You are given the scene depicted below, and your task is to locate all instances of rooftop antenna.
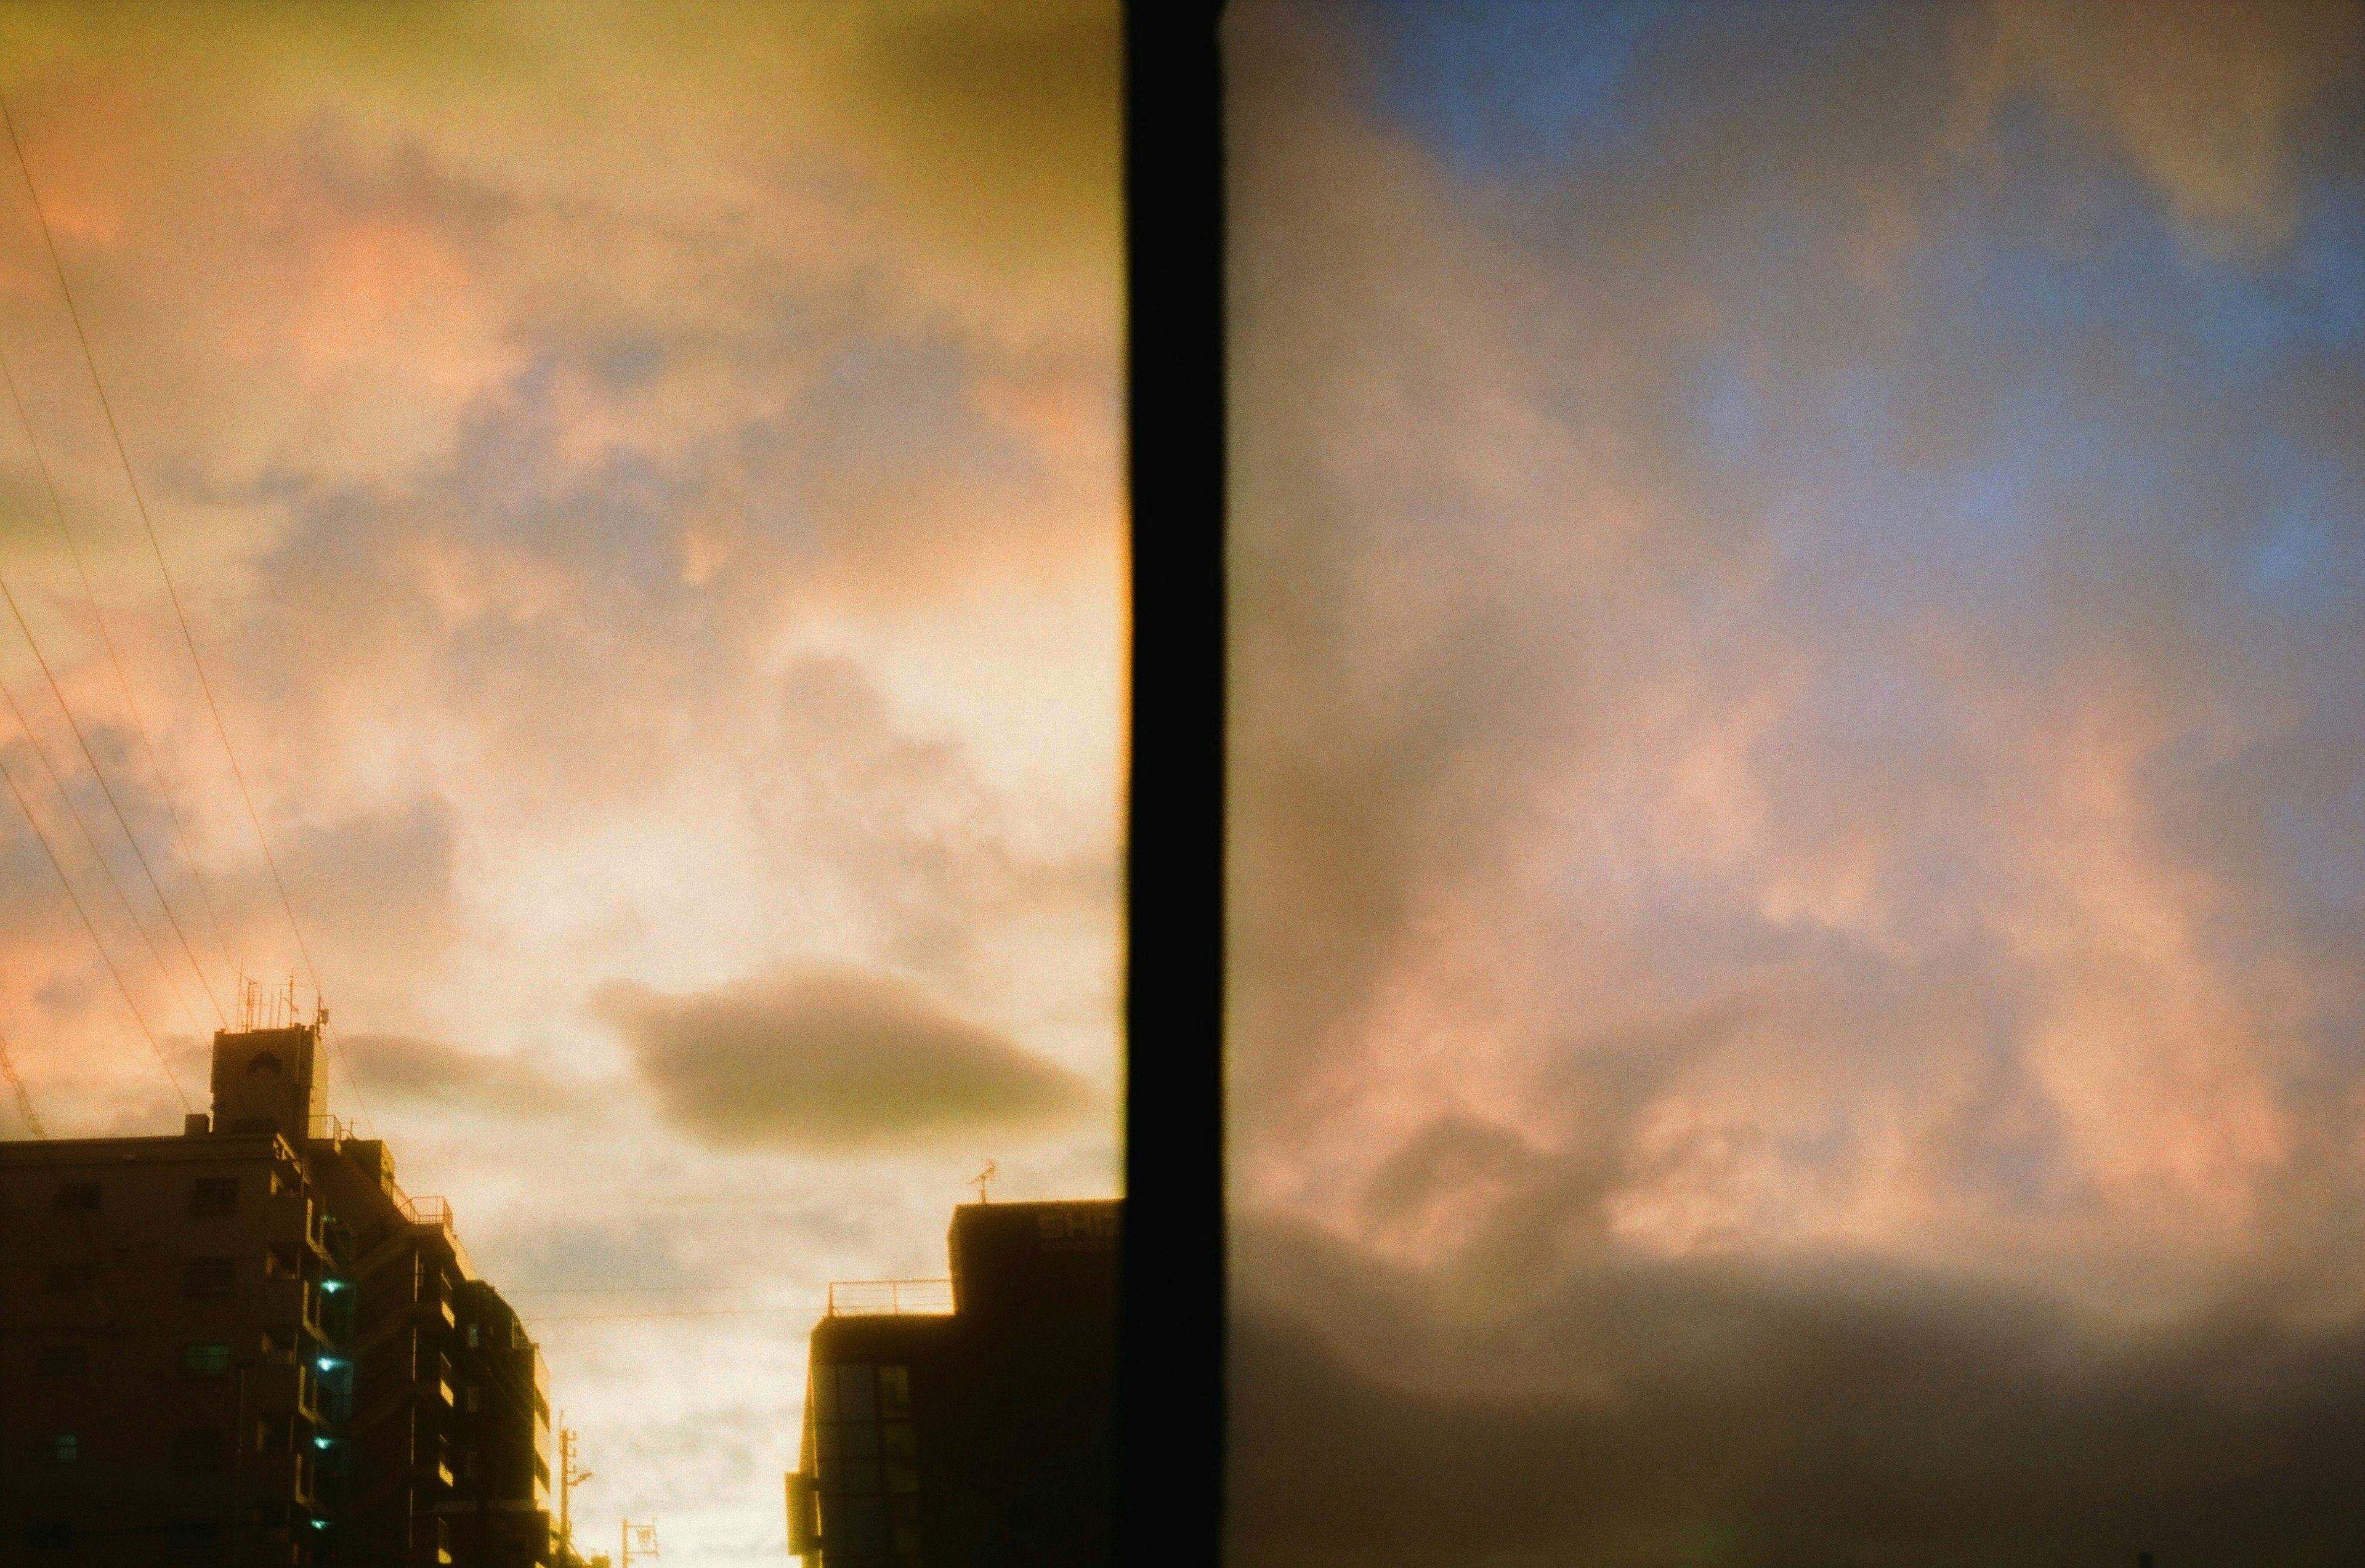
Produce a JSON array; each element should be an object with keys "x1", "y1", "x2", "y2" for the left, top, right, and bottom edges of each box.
[{"x1": 972, "y1": 1159, "x2": 997, "y2": 1205}]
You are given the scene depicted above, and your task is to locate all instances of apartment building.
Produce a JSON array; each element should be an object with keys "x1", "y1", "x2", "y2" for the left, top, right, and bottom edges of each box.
[{"x1": 0, "y1": 1022, "x2": 554, "y2": 1567}]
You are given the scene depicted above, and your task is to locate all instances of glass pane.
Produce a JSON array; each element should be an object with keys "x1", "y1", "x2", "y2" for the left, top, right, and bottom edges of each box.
[
  {"x1": 882, "y1": 1422, "x2": 916, "y2": 1458},
  {"x1": 878, "y1": 1364, "x2": 910, "y2": 1418},
  {"x1": 836, "y1": 1364, "x2": 876, "y2": 1423},
  {"x1": 838, "y1": 1496, "x2": 886, "y2": 1555}
]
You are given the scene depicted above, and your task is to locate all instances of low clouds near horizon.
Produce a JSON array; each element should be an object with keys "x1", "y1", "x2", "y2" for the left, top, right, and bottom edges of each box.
[{"x1": 1229, "y1": 0, "x2": 2365, "y2": 1559}]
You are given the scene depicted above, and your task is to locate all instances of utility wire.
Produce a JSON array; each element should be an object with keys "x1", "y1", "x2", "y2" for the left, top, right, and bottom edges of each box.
[
  {"x1": 0, "y1": 342, "x2": 241, "y2": 1004},
  {"x1": 0, "y1": 1030, "x2": 46, "y2": 1136},
  {"x1": 0, "y1": 671, "x2": 211, "y2": 1045},
  {"x1": 0, "y1": 551, "x2": 226, "y2": 1027},
  {"x1": 0, "y1": 740, "x2": 188, "y2": 1109},
  {"x1": 1, "y1": 90, "x2": 370, "y2": 1125},
  {"x1": 0, "y1": 91, "x2": 313, "y2": 1001}
]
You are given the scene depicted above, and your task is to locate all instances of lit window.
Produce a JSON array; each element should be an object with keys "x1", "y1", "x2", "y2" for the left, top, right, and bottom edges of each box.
[
  {"x1": 466, "y1": 1324, "x2": 481, "y2": 1348},
  {"x1": 46, "y1": 1433, "x2": 79, "y2": 1464},
  {"x1": 184, "y1": 1343, "x2": 233, "y2": 1378}
]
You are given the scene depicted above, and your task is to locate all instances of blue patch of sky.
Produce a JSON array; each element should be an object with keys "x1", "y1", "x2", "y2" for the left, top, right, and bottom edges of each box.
[{"x1": 1365, "y1": 0, "x2": 1665, "y2": 180}]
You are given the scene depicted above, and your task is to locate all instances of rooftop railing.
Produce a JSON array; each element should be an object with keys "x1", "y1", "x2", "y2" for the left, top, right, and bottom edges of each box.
[{"x1": 825, "y1": 1278, "x2": 955, "y2": 1317}]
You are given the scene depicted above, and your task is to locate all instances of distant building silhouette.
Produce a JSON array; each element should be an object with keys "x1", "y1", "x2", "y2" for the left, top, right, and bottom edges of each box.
[
  {"x1": 788, "y1": 1198, "x2": 1119, "y2": 1568},
  {"x1": 0, "y1": 1022, "x2": 554, "y2": 1566}
]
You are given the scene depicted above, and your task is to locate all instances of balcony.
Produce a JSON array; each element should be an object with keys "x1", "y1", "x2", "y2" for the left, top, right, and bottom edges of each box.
[{"x1": 824, "y1": 1279, "x2": 955, "y2": 1317}]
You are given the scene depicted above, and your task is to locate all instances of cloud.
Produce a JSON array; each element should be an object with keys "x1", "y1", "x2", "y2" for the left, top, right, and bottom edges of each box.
[
  {"x1": 1224, "y1": 3, "x2": 2365, "y2": 1553},
  {"x1": 338, "y1": 1030, "x2": 587, "y2": 1119},
  {"x1": 1950, "y1": 0, "x2": 2365, "y2": 256},
  {"x1": 596, "y1": 963, "x2": 1092, "y2": 1152},
  {"x1": 1229, "y1": 1216, "x2": 2365, "y2": 1568}
]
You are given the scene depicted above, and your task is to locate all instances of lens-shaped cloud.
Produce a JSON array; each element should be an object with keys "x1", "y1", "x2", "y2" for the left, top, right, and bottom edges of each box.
[{"x1": 597, "y1": 963, "x2": 1093, "y2": 1152}]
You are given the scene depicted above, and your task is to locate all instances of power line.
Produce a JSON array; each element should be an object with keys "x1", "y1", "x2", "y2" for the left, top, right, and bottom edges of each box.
[
  {"x1": 0, "y1": 530, "x2": 227, "y2": 1027},
  {"x1": 0, "y1": 1030, "x2": 46, "y2": 1136},
  {"x1": 0, "y1": 91, "x2": 313, "y2": 996},
  {"x1": 1, "y1": 89, "x2": 373, "y2": 1128},
  {"x1": 0, "y1": 669, "x2": 211, "y2": 1046},
  {"x1": 0, "y1": 738, "x2": 188, "y2": 1109},
  {"x1": 0, "y1": 341, "x2": 242, "y2": 1004}
]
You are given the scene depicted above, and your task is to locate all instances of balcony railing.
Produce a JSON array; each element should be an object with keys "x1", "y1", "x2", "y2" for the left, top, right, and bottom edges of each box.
[
  {"x1": 402, "y1": 1194, "x2": 453, "y2": 1229},
  {"x1": 825, "y1": 1279, "x2": 955, "y2": 1317}
]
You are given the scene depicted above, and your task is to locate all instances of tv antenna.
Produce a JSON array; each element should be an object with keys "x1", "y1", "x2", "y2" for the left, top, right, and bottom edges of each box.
[{"x1": 972, "y1": 1159, "x2": 997, "y2": 1204}]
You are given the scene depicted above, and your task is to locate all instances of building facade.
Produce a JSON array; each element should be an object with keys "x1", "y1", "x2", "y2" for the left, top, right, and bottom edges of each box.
[
  {"x1": 788, "y1": 1199, "x2": 1119, "y2": 1568},
  {"x1": 0, "y1": 1023, "x2": 554, "y2": 1566}
]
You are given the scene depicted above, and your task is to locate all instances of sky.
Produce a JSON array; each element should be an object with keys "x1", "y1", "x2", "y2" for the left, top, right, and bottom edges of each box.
[
  {"x1": 1227, "y1": 1, "x2": 2365, "y2": 1564},
  {"x1": 0, "y1": 2, "x2": 1122, "y2": 1561}
]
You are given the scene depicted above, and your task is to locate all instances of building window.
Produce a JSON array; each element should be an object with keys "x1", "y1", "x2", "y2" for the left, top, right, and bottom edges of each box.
[
  {"x1": 171, "y1": 1428, "x2": 227, "y2": 1474},
  {"x1": 265, "y1": 1243, "x2": 301, "y2": 1277},
  {"x1": 36, "y1": 1345, "x2": 89, "y2": 1377},
  {"x1": 184, "y1": 1258, "x2": 235, "y2": 1296},
  {"x1": 889, "y1": 1493, "x2": 923, "y2": 1554},
  {"x1": 41, "y1": 1433, "x2": 79, "y2": 1464},
  {"x1": 466, "y1": 1322, "x2": 480, "y2": 1347},
  {"x1": 42, "y1": 1261, "x2": 92, "y2": 1293},
  {"x1": 812, "y1": 1364, "x2": 919, "y2": 1559},
  {"x1": 52, "y1": 1181, "x2": 100, "y2": 1211},
  {"x1": 190, "y1": 1178, "x2": 240, "y2": 1214},
  {"x1": 183, "y1": 1343, "x2": 233, "y2": 1377},
  {"x1": 464, "y1": 1384, "x2": 481, "y2": 1412},
  {"x1": 464, "y1": 1448, "x2": 480, "y2": 1478}
]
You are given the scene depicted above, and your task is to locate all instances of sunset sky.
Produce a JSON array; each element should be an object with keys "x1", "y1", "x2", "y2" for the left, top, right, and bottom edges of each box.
[
  {"x1": 1228, "y1": 1, "x2": 2365, "y2": 1561},
  {"x1": 0, "y1": 2, "x2": 1120, "y2": 1559}
]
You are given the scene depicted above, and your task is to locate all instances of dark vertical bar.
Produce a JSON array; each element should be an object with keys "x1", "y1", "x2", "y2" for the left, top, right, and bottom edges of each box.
[{"x1": 1118, "y1": 2, "x2": 1227, "y2": 1565}]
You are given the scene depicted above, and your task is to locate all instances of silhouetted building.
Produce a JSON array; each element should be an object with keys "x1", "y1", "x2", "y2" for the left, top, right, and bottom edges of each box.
[
  {"x1": 787, "y1": 1199, "x2": 1119, "y2": 1568},
  {"x1": 0, "y1": 1022, "x2": 554, "y2": 1566}
]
